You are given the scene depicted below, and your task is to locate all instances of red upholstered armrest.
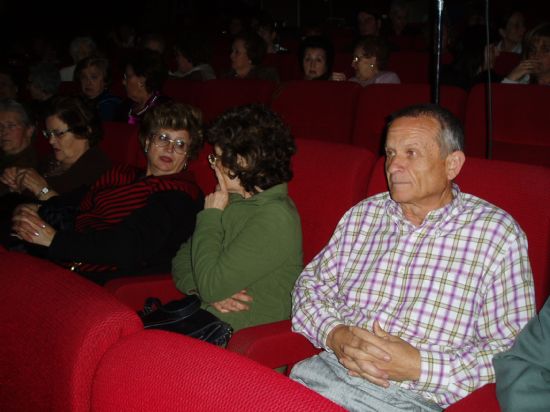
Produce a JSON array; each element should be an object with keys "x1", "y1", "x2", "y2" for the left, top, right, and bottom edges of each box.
[
  {"x1": 445, "y1": 384, "x2": 500, "y2": 411},
  {"x1": 104, "y1": 274, "x2": 185, "y2": 311},
  {"x1": 227, "y1": 320, "x2": 321, "y2": 372}
]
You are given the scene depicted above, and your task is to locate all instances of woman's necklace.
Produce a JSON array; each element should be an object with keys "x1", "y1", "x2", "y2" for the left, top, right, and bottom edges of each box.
[{"x1": 129, "y1": 92, "x2": 159, "y2": 124}]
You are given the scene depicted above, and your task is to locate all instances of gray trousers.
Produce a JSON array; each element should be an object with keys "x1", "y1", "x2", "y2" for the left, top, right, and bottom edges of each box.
[{"x1": 290, "y1": 351, "x2": 443, "y2": 412}]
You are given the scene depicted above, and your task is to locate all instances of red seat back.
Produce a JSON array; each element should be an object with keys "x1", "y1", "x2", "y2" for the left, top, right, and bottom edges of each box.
[
  {"x1": 352, "y1": 84, "x2": 467, "y2": 155},
  {"x1": 198, "y1": 78, "x2": 277, "y2": 124},
  {"x1": 0, "y1": 250, "x2": 142, "y2": 412},
  {"x1": 59, "y1": 81, "x2": 80, "y2": 96},
  {"x1": 290, "y1": 139, "x2": 376, "y2": 264},
  {"x1": 100, "y1": 121, "x2": 145, "y2": 168},
  {"x1": 162, "y1": 78, "x2": 205, "y2": 108},
  {"x1": 465, "y1": 83, "x2": 550, "y2": 166},
  {"x1": 494, "y1": 51, "x2": 521, "y2": 77},
  {"x1": 367, "y1": 156, "x2": 550, "y2": 310},
  {"x1": 387, "y1": 51, "x2": 430, "y2": 83},
  {"x1": 271, "y1": 80, "x2": 362, "y2": 144},
  {"x1": 92, "y1": 330, "x2": 345, "y2": 411}
]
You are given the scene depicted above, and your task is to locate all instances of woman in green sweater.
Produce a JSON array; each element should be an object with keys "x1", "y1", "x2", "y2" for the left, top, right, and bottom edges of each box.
[{"x1": 172, "y1": 104, "x2": 303, "y2": 332}]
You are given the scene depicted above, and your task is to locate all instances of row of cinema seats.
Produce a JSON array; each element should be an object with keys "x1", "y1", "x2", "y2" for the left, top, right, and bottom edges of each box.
[
  {"x1": 4, "y1": 136, "x2": 550, "y2": 411},
  {"x1": 54, "y1": 79, "x2": 550, "y2": 167}
]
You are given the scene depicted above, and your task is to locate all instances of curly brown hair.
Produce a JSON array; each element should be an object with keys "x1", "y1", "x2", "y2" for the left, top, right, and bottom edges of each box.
[
  {"x1": 207, "y1": 104, "x2": 296, "y2": 193},
  {"x1": 139, "y1": 101, "x2": 204, "y2": 160}
]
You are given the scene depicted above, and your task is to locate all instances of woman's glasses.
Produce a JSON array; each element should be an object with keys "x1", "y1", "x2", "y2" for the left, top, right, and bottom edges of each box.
[
  {"x1": 151, "y1": 133, "x2": 187, "y2": 155},
  {"x1": 42, "y1": 129, "x2": 72, "y2": 139}
]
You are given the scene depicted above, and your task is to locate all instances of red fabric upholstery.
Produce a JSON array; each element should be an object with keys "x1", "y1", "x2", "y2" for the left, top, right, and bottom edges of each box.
[
  {"x1": 387, "y1": 51, "x2": 430, "y2": 83},
  {"x1": 99, "y1": 121, "x2": 144, "y2": 168},
  {"x1": 0, "y1": 251, "x2": 142, "y2": 412},
  {"x1": 104, "y1": 274, "x2": 185, "y2": 311},
  {"x1": 333, "y1": 52, "x2": 354, "y2": 78},
  {"x1": 366, "y1": 156, "x2": 550, "y2": 310},
  {"x1": 271, "y1": 80, "x2": 362, "y2": 143},
  {"x1": 445, "y1": 384, "x2": 500, "y2": 411},
  {"x1": 162, "y1": 78, "x2": 205, "y2": 108},
  {"x1": 91, "y1": 330, "x2": 345, "y2": 412},
  {"x1": 352, "y1": 84, "x2": 467, "y2": 155},
  {"x1": 494, "y1": 52, "x2": 521, "y2": 77},
  {"x1": 198, "y1": 78, "x2": 277, "y2": 123},
  {"x1": 464, "y1": 83, "x2": 550, "y2": 166},
  {"x1": 227, "y1": 319, "x2": 320, "y2": 372},
  {"x1": 290, "y1": 139, "x2": 376, "y2": 263}
]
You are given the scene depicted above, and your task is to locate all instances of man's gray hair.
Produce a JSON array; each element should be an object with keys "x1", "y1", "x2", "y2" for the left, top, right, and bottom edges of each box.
[
  {"x1": 388, "y1": 103, "x2": 464, "y2": 155},
  {"x1": 0, "y1": 99, "x2": 33, "y2": 126}
]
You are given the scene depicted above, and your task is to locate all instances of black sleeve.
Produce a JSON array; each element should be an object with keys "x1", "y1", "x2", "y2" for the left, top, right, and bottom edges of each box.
[{"x1": 48, "y1": 190, "x2": 201, "y2": 271}]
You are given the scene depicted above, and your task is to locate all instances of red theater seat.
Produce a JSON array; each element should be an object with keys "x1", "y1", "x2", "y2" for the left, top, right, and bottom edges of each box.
[
  {"x1": 271, "y1": 80, "x2": 362, "y2": 143},
  {"x1": 352, "y1": 84, "x2": 467, "y2": 155},
  {"x1": 464, "y1": 83, "x2": 550, "y2": 166},
  {"x1": 100, "y1": 121, "x2": 145, "y2": 168},
  {"x1": 91, "y1": 330, "x2": 345, "y2": 412},
  {"x1": 387, "y1": 51, "x2": 430, "y2": 83}
]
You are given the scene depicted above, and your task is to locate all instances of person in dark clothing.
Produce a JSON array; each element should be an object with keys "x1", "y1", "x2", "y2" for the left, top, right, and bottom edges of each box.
[{"x1": 11, "y1": 102, "x2": 204, "y2": 284}]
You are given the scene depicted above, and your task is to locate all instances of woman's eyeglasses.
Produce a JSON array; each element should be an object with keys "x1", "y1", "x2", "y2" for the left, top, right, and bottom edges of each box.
[
  {"x1": 42, "y1": 129, "x2": 72, "y2": 139},
  {"x1": 151, "y1": 133, "x2": 187, "y2": 154},
  {"x1": 208, "y1": 153, "x2": 220, "y2": 166}
]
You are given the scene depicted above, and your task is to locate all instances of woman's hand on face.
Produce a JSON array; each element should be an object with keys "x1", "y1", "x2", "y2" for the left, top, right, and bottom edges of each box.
[
  {"x1": 211, "y1": 290, "x2": 253, "y2": 313},
  {"x1": 12, "y1": 206, "x2": 55, "y2": 247},
  {"x1": 507, "y1": 59, "x2": 542, "y2": 81},
  {"x1": 204, "y1": 165, "x2": 229, "y2": 210}
]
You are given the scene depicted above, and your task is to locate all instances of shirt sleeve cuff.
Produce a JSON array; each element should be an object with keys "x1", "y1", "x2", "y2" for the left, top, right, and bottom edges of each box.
[{"x1": 413, "y1": 349, "x2": 450, "y2": 393}]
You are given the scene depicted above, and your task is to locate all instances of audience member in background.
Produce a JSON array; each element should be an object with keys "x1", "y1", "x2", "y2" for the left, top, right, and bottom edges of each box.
[
  {"x1": 0, "y1": 67, "x2": 20, "y2": 100},
  {"x1": 172, "y1": 104, "x2": 302, "y2": 332},
  {"x1": 140, "y1": 33, "x2": 167, "y2": 55},
  {"x1": 0, "y1": 100, "x2": 37, "y2": 197},
  {"x1": 493, "y1": 296, "x2": 550, "y2": 411},
  {"x1": 356, "y1": 7, "x2": 383, "y2": 37},
  {"x1": 170, "y1": 33, "x2": 216, "y2": 81},
  {"x1": 59, "y1": 37, "x2": 97, "y2": 82},
  {"x1": 0, "y1": 96, "x2": 110, "y2": 202},
  {"x1": 10, "y1": 102, "x2": 203, "y2": 284},
  {"x1": 223, "y1": 31, "x2": 279, "y2": 81},
  {"x1": 496, "y1": 9, "x2": 526, "y2": 54},
  {"x1": 332, "y1": 36, "x2": 400, "y2": 86},
  {"x1": 75, "y1": 57, "x2": 121, "y2": 121},
  {"x1": 257, "y1": 14, "x2": 287, "y2": 54},
  {"x1": 116, "y1": 49, "x2": 171, "y2": 125},
  {"x1": 382, "y1": 0, "x2": 422, "y2": 51},
  {"x1": 290, "y1": 104, "x2": 535, "y2": 411},
  {"x1": 26, "y1": 63, "x2": 61, "y2": 124},
  {"x1": 503, "y1": 22, "x2": 550, "y2": 85},
  {"x1": 299, "y1": 35, "x2": 335, "y2": 81}
]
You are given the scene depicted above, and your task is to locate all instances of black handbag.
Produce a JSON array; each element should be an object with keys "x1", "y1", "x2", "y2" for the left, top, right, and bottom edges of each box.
[{"x1": 138, "y1": 295, "x2": 233, "y2": 347}]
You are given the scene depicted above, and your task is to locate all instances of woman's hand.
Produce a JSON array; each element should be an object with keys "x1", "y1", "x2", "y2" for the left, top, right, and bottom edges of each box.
[
  {"x1": 13, "y1": 168, "x2": 50, "y2": 199},
  {"x1": 12, "y1": 206, "x2": 56, "y2": 247},
  {"x1": 211, "y1": 290, "x2": 253, "y2": 313},
  {"x1": 0, "y1": 167, "x2": 21, "y2": 192},
  {"x1": 506, "y1": 59, "x2": 542, "y2": 81},
  {"x1": 204, "y1": 165, "x2": 229, "y2": 210},
  {"x1": 331, "y1": 72, "x2": 347, "y2": 81}
]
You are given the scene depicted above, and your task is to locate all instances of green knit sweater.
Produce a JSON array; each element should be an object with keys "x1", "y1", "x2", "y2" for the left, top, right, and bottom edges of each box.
[{"x1": 172, "y1": 183, "x2": 303, "y2": 331}]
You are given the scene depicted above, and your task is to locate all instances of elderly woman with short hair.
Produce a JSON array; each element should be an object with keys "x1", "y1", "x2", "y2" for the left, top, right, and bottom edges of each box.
[
  {"x1": 224, "y1": 31, "x2": 279, "y2": 81},
  {"x1": 332, "y1": 35, "x2": 401, "y2": 86},
  {"x1": 172, "y1": 104, "x2": 302, "y2": 332},
  {"x1": 1, "y1": 96, "x2": 111, "y2": 201},
  {"x1": 75, "y1": 56, "x2": 121, "y2": 121},
  {"x1": 11, "y1": 102, "x2": 204, "y2": 284}
]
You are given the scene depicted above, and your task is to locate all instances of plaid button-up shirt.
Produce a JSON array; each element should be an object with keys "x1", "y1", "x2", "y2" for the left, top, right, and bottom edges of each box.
[{"x1": 292, "y1": 185, "x2": 535, "y2": 407}]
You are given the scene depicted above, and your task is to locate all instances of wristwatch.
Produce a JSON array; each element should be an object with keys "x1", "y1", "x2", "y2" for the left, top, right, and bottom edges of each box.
[{"x1": 37, "y1": 186, "x2": 50, "y2": 198}]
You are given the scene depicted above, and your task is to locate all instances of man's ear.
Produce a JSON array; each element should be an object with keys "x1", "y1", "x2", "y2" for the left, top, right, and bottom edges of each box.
[{"x1": 446, "y1": 150, "x2": 465, "y2": 181}]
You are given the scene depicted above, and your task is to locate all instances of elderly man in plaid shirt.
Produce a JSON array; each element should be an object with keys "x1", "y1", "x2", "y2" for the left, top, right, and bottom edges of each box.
[{"x1": 290, "y1": 104, "x2": 535, "y2": 411}]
